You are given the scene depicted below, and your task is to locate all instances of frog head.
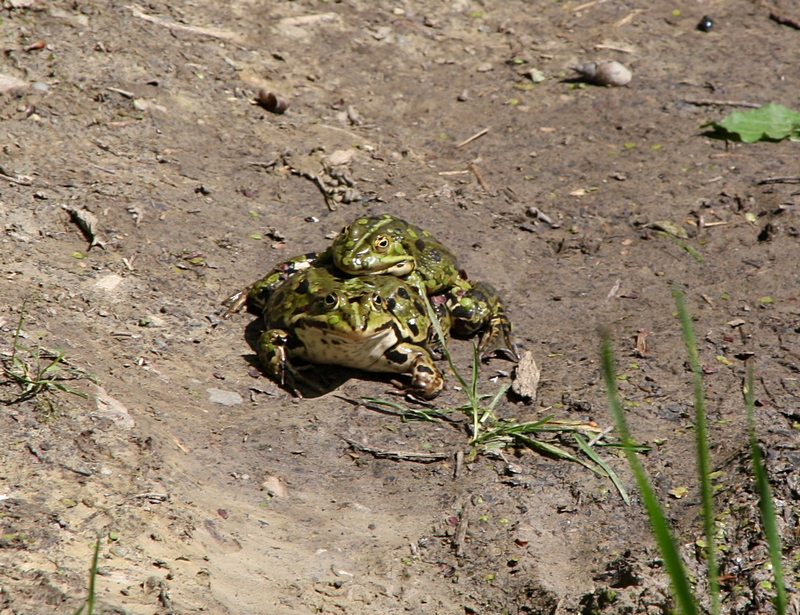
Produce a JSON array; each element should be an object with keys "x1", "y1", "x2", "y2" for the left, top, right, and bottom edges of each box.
[{"x1": 332, "y1": 216, "x2": 416, "y2": 276}]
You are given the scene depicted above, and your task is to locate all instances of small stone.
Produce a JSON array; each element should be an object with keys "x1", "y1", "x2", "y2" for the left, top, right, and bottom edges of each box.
[
  {"x1": 94, "y1": 274, "x2": 124, "y2": 292},
  {"x1": 261, "y1": 475, "x2": 287, "y2": 498},
  {"x1": 139, "y1": 314, "x2": 166, "y2": 328},
  {"x1": 476, "y1": 63, "x2": 493, "y2": 73},
  {"x1": 93, "y1": 386, "x2": 135, "y2": 429},
  {"x1": 207, "y1": 388, "x2": 243, "y2": 406},
  {"x1": 511, "y1": 351, "x2": 540, "y2": 401}
]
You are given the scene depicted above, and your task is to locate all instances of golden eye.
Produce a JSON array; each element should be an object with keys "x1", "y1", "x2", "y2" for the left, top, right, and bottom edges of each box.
[
  {"x1": 374, "y1": 235, "x2": 390, "y2": 253},
  {"x1": 372, "y1": 294, "x2": 383, "y2": 308},
  {"x1": 324, "y1": 293, "x2": 339, "y2": 308}
]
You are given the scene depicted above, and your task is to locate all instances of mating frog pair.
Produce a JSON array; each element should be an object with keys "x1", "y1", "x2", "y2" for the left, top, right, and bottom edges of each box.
[{"x1": 225, "y1": 214, "x2": 518, "y2": 398}]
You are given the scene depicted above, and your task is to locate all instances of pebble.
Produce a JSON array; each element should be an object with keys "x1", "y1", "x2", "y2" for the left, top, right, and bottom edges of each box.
[{"x1": 207, "y1": 388, "x2": 243, "y2": 406}]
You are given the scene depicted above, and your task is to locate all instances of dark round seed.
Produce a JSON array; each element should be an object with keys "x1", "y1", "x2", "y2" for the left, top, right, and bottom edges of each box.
[{"x1": 697, "y1": 15, "x2": 713, "y2": 32}]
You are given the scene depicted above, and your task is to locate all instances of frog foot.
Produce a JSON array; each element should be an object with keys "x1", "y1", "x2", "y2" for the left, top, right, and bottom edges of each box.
[
  {"x1": 478, "y1": 311, "x2": 519, "y2": 362},
  {"x1": 448, "y1": 281, "x2": 519, "y2": 362},
  {"x1": 409, "y1": 354, "x2": 445, "y2": 399}
]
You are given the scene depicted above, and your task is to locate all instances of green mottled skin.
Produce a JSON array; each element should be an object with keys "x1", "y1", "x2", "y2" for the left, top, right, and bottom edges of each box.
[
  {"x1": 332, "y1": 214, "x2": 461, "y2": 294},
  {"x1": 332, "y1": 215, "x2": 518, "y2": 361},
  {"x1": 222, "y1": 214, "x2": 518, "y2": 362},
  {"x1": 257, "y1": 266, "x2": 444, "y2": 398}
]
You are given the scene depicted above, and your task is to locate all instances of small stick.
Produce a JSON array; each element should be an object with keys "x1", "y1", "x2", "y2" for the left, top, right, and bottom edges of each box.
[
  {"x1": 107, "y1": 86, "x2": 134, "y2": 99},
  {"x1": 594, "y1": 44, "x2": 633, "y2": 53},
  {"x1": 758, "y1": 176, "x2": 800, "y2": 185},
  {"x1": 89, "y1": 163, "x2": 116, "y2": 175},
  {"x1": 770, "y1": 12, "x2": 800, "y2": 30},
  {"x1": 452, "y1": 499, "x2": 472, "y2": 556},
  {"x1": 438, "y1": 170, "x2": 470, "y2": 176},
  {"x1": 614, "y1": 10, "x2": 643, "y2": 28},
  {"x1": 703, "y1": 220, "x2": 730, "y2": 228},
  {"x1": 129, "y1": 5, "x2": 242, "y2": 42},
  {"x1": 454, "y1": 450, "x2": 464, "y2": 479},
  {"x1": 0, "y1": 169, "x2": 33, "y2": 185},
  {"x1": 341, "y1": 437, "x2": 448, "y2": 463},
  {"x1": 455, "y1": 126, "x2": 490, "y2": 149},
  {"x1": 587, "y1": 426, "x2": 614, "y2": 447},
  {"x1": 684, "y1": 98, "x2": 761, "y2": 108},
  {"x1": 572, "y1": 0, "x2": 605, "y2": 12},
  {"x1": 469, "y1": 162, "x2": 490, "y2": 191}
]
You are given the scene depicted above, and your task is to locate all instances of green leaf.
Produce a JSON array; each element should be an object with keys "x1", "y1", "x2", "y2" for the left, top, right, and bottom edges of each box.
[{"x1": 701, "y1": 103, "x2": 800, "y2": 143}]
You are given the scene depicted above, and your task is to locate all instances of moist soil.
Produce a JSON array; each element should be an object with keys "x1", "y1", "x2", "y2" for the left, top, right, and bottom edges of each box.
[{"x1": 1, "y1": 1, "x2": 800, "y2": 614}]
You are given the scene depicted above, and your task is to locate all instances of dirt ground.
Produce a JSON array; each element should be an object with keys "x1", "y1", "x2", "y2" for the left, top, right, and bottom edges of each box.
[{"x1": 2, "y1": 0, "x2": 800, "y2": 613}]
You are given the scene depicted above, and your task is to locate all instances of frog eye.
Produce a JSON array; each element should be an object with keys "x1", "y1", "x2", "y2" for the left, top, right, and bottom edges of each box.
[
  {"x1": 324, "y1": 293, "x2": 339, "y2": 308},
  {"x1": 373, "y1": 235, "x2": 390, "y2": 253},
  {"x1": 371, "y1": 294, "x2": 383, "y2": 309}
]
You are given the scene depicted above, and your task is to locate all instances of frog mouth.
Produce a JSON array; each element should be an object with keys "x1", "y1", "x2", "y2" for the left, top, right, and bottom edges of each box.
[{"x1": 349, "y1": 258, "x2": 413, "y2": 277}]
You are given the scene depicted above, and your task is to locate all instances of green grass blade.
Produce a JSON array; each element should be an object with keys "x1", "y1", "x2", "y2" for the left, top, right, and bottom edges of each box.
[
  {"x1": 514, "y1": 434, "x2": 608, "y2": 477},
  {"x1": 601, "y1": 335, "x2": 698, "y2": 615},
  {"x1": 673, "y1": 287, "x2": 719, "y2": 615},
  {"x1": 359, "y1": 396, "x2": 448, "y2": 422},
  {"x1": 745, "y1": 364, "x2": 787, "y2": 614},
  {"x1": 10, "y1": 298, "x2": 27, "y2": 364},
  {"x1": 73, "y1": 536, "x2": 101, "y2": 615},
  {"x1": 573, "y1": 433, "x2": 631, "y2": 505}
]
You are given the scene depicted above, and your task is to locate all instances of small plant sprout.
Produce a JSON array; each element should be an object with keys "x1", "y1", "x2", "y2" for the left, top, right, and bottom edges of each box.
[{"x1": 1, "y1": 300, "x2": 97, "y2": 404}]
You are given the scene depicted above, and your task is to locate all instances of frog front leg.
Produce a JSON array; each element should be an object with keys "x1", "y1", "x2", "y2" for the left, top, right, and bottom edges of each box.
[
  {"x1": 257, "y1": 328, "x2": 320, "y2": 397},
  {"x1": 447, "y1": 280, "x2": 519, "y2": 362},
  {"x1": 222, "y1": 248, "x2": 333, "y2": 317}
]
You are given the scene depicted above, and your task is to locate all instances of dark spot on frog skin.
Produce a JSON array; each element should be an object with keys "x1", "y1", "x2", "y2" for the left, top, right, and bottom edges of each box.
[
  {"x1": 384, "y1": 348, "x2": 408, "y2": 364},
  {"x1": 414, "y1": 301, "x2": 425, "y2": 315},
  {"x1": 386, "y1": 297, "x2": 396, "y2": 310},
  {"x1": 417, "y1": 364, "x2": 433, "y2": 374},
  {"x1": 397, "y1": 287, "x2": 410, "y2": 300},
  {"x1": 286, "y1": 336, "x2": 304, "y2": 350},
  {"x1": 296, "y1": 278, "x2": 310, "y2": 294},
  {"x1": 415, "y1": 238, "x2": 426, "y2": 252},
  {"x1": 428, "y1": 249, "x2": 442, "y2": 263},
  {"x1": 408, "y1": 320, "x2": 419, "y2": 336}
]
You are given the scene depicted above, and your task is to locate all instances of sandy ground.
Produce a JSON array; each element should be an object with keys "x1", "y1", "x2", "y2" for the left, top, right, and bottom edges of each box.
[{"x1": 1, "y1": 1, "x2": 800, "y2": 613}]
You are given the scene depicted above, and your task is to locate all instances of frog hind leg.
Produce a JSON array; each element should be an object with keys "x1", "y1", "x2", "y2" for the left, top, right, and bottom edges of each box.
[
  {"x1": 221, "y1": 249, "x2": 332, "y2": 317},
  {"x1": 448, "y1": 280, "x2": 519, "y2": 362}
]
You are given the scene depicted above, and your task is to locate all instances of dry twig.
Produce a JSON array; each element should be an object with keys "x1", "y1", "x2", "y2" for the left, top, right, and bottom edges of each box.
[
  {"x1": 469, "y1": 162, "x2": 491, "y2": 192},
  {"x1": 341, "y1": 437, "x2": 448, "y2": 463},
  {"x1": 455, "y1": 127, "x2": 490, "y2": 149},
  {"x1": 684, "y1": 98, "x2": 761, "y2": 108},
  {"x1": 129, "y1": 5, "x2": 242, "y2": 42}
]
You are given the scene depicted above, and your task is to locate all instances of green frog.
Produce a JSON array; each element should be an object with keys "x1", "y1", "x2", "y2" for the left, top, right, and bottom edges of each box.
[
  {"x1": 256, "y1": 266, "x2": 445, "y2": 399},
  {"x1": 223, "y1": 214, "x2": 517, "y2": 361},
  {"x1": 331, "y1": 215, "x2": 518, "y2": 361}
]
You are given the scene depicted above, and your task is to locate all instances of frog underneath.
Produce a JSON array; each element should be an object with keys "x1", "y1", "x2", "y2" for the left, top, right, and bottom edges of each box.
[{"x1": 257, "y1": 266, "x2": 444, "y2": 399}]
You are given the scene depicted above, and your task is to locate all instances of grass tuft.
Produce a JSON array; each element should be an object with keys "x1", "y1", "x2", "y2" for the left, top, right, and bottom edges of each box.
[
  {"x1": 1, "y1": 300, "x2": 97, "y2": 404},
  {"x1": 601, "y1": 287, "x2": 787, "y2": 614}
]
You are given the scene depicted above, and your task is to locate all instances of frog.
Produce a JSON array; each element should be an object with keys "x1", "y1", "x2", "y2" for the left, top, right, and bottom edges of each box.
[
  {"x1": 222, "y1": 214, "x2": 517, "y2": 361},
  {"x1": 256, "y1": 265, "x2": 445, "y2": 399},
  {"x1": 330, "y1": 215, "x2": 518, "y2": 361}
]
